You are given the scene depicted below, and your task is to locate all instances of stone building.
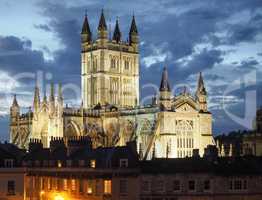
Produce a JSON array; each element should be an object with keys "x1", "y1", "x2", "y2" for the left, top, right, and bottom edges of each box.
[
  {"x1": 9, "y1": 10, "x2": 214, "y2": 159},
  {"x1": 22, "y1": 138, "x2": 262, "y2": 200},
  {"x1": 0, "y1": 142, "x2": 26, "y2": 200}
]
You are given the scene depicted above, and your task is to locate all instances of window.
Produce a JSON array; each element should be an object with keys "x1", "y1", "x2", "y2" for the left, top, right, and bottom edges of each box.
[
  {"x1": 124, "y1": 60, "x2": 129, "y2": 70},
  {"x1": 95, "y1": 180, "x2": 100, "y2": 195},
  {"x1": 7, "y1": 180, "x2": 15, "y2": 195},
  {"x1": 90, "y1": 160, "x2": 96, "y2": 168},
  {"x1": 48, "y1": 178, "x2": 51, "y2": 190},
  {"x1": 173, "y1": 180, "x2": 180, "y2": 191},
  {"x1": 66, "y1": 160, "x2": 72, "y2": 167},
  {"x1": 204, "y1": 180, "x2": 210, "y2": 190},
  {"x1": 188, "y1": 180, "x2": 195, "y2": 191},
  {"x1": 120, "y1": 159, "x2": 128, "y2": 168},
  {"x1": 153, "y1": 180, "x2": 164, "y2": 192},
  {"x1": 71, "y1": 179, "x2": 76, "y2": 191},
  {"x1": 4, "y1": 159, "x2": 14, "y2": 168},
  {"x1": 141, "y1": 180, "x2": 150, "y2": 192},
  {"x1": 120, "y1": 179, "x2": 128, "y2": 194},
  {"x1": 79, "y1": 179, "x2": 84, "y2": 193},
  {"x1": 104, "y1": 180, "x2": 112, "y2": 194},
  {"x1": 111, "y1": 58, "x2": 116, "y2": 69},
  {"x1": 229, "y1": 179, "x2": 248, "y2": 191},
  {"x1": 87, "y1": 180, "x2": 93, "y2": 194},
  {"x1": 63, "y1": 179, "x2": 68, "y2": 190},
  {"x1": 57, "y1": 160, "x2": 62, "y2": 168}
]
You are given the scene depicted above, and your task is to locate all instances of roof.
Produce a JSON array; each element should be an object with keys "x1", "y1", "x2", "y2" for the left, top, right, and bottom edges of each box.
[{"x1": 159, "y1": 67, "x2": 171, "y2": 92}]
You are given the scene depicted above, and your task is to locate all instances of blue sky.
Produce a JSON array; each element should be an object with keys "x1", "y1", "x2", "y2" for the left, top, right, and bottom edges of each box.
[{"x1": 0, "y1": 0, "x2": 262, "y2": 141}]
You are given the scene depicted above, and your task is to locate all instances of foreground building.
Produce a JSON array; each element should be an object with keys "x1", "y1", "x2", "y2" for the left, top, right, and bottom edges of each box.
[
  {"x1": 10, "y1": 10, "x2": 214, "y2": 158},
  {"x1": 0, "y1": 142, "x2": 26, "y2": 200},
  {"x1": 1, "y1": 137, "x2": 262, "y2": 200},
  {"x1": 20, "y1": 138, "x2": 262, "y2": 200}
]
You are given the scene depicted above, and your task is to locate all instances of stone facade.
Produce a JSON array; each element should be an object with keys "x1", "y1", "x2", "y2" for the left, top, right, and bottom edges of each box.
[{"x1": 9, "y1": 11, "x2": 214, "y2": 158}]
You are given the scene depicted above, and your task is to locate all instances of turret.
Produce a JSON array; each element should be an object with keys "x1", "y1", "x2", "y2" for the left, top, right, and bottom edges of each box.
[
  {"x1": 58, "y1": 83, "x2": 63, "y2": 104},
  {"x1": 49, "y1": 83, "x2": 55, "y2": 115},
  {"x1": 10, "y1": 94, "x2": 20, "y2": 119},
  {"x1": 81, "y1": 13, "x2": 92, "y2": 44},
  {"x1": 129, "y1": 15, "x2": 139, "y2": 51},
  {"x1": 159, "y1": 67, "x2": 172, "y2": 110},
  {"x1": 97, "y1": 9, "x2": 108, "y2": 40},
  {"x1": 33, "y1": 85, "x2": 40, "y2": 113},
  {"x1": 112, "y1": 18, "x2": 121, "y2": 43},
  {"x1": 196, "y1": 72, "x2": 207, "y2": 112}
]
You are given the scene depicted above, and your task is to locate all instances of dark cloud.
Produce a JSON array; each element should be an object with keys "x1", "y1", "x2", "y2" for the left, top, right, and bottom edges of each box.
[{"x1": 0, "y1": 36, "x2": 50, "y2": 73}]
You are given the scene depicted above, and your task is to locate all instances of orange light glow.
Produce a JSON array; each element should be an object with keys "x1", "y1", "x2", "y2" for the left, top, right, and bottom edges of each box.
[{"x1": 54, "y1": 194, "x2": 64, "y2": 200}]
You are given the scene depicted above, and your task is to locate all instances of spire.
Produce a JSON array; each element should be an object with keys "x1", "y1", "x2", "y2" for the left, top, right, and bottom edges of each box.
[
  {"x1": 129, "y1": 15, "x2": 138, "y2": 34},
  {"x1": 197, "y1": 72, "x2": 206, "y2": 95},
  {"x1": 33, "y1": 85, "x2": 40, "y2": 110},
  {"x1": 98, "y1": 9, "x2": 107, "y2": 30},
  {"x1": 113, "y1": 18, "x2": 121, "y2": 43},
  {"x1": 58, "y1": 83, "x2": 63, "y2": 102},
  {"x1": 49, "y1": 82, "x2": 55, "y2": 102},
  {"x1": 81, "y1": 13, "x2": 92, "y2": 42},
  {"x1": 159, "y1": 67, "x2": 171, "y2": 92},
  {"x1": 12, "y1": 94, "x2": 19, "y2": 107},
  {"x1": 43, "y1": 89, "x2": 47, "y2": 104}
]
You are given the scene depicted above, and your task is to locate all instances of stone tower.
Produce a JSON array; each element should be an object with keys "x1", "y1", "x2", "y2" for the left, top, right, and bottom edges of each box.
[{"x1": 81, "y1": 10, "x2": 140, "y2": 108}]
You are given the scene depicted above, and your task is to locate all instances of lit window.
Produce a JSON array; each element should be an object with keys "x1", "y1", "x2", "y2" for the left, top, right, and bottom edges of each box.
[
  {"x1": 173, "y1": 180, "x2": 180, "y2": 191},
  {"x1": 90, "y1": 160, "x2": 96, "y2": 168},
  {"x1": 104, "y1": 180, "x2": 112, "y2": 194},
  {"x1": 57, "y1": 160, "x2": 62, "y2": 168},
  {"x1": 71, "y1": 179, "x2": 76, "y2": 191},
  {"x1": 188, "y1": 180, "x2": 195, "y2": 191},
  {"x1": 48, "y1": 178, "x2": 51, "y2": 190},
  {"x1": 87, "y1": 180, "x2": 93, "y2": 194},
  {"x1": 119, "y1": 159, "x2": 128, "y2": 168},
  {"x1": 7, "y1": 180, "x2": 15, "y2": 195},
  {"x1": 63, "y1": 179, "x2": 68, "y2": 190},
  {"x1": 120, "y1": 179, "x2": 128, "y2": 194}
]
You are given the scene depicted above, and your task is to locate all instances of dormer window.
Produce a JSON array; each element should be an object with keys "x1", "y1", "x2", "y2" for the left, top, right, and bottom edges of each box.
[
  {"x1": 119, "y1": 159, "x2": 128, "y2": 168},
  {"x1": 90, "y1": 159, "x2": 96, "y2": 168},
  {"x1": 4, "y1": 159, "x2": 14, "y2": 168}
]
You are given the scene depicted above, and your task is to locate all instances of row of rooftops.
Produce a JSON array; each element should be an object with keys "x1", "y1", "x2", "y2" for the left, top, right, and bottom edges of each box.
[{"x1": 1, "y1": 137, "x2": 262, "y2": 176}]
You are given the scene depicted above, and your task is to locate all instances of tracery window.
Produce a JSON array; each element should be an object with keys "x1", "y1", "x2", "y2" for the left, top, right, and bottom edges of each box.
[{"x1": 176, "y1": 120, "x2": 194, "y2": 158}]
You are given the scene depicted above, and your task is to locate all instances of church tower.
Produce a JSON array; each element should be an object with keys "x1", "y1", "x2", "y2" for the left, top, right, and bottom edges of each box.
[
  {"x1": 159, "y1": 67, "x2": 172, "y2": 110},
  {"x1": 196, "y1": 72, "x2": 207, "y2": 112},
  {"x1": 81, "y1": 11, "x2": 140, "y2": 108}
]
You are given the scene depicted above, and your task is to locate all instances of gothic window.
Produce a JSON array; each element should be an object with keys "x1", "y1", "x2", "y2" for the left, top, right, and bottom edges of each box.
[
  {"x1": 93, "y1": 57, "x2": 97, "y2": 71},
  {"x1": 124, "y1": 60, "x2": 129, "y2": 70},
  {"x1": 111, "y1": 58, "x2": 116, "y2": 68}
]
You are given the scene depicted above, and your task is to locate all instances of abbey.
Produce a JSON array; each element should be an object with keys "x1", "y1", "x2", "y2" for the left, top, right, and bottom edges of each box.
[{"x1": 9, "y1": 10, "x2": 214, "y2": 159}]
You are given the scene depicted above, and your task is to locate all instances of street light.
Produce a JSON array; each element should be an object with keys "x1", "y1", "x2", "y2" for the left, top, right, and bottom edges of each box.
[{"x1": 54, "y1": 194, "x2": 64, "y2": 200}]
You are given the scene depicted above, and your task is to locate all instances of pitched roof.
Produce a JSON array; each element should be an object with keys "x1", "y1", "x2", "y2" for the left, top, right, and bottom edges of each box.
[
  {"x1": 159, "y1": 67, "x2": 171, "y2": 92},
  {"x1": 98, "y1": 9, "x2": 107, "y2": 30},
  {"x1": 113, "y1": 19, "x2": 121, "y2": 42},
  {"x1": 129, "y1": 15, "x2": 138, "y2": 34}
]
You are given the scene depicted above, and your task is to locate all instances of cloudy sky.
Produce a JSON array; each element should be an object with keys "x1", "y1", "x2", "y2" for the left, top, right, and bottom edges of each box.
[{"x1": 0, "y1": 0, "x2": 262, "y2": 140}]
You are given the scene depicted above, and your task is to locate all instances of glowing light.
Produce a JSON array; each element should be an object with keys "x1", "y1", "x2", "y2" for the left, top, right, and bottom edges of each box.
[
  {"x1": 40, "y1": 191, "x2": 45, "y2": 195},
  {"x1": 54, "y1": 194, "x2": 64, "y2": 200}
]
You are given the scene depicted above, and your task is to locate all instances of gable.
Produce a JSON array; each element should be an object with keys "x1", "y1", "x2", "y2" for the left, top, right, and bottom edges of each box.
[{"x1": 175, "y1": 102, "x2": 198, "y2": 112}]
